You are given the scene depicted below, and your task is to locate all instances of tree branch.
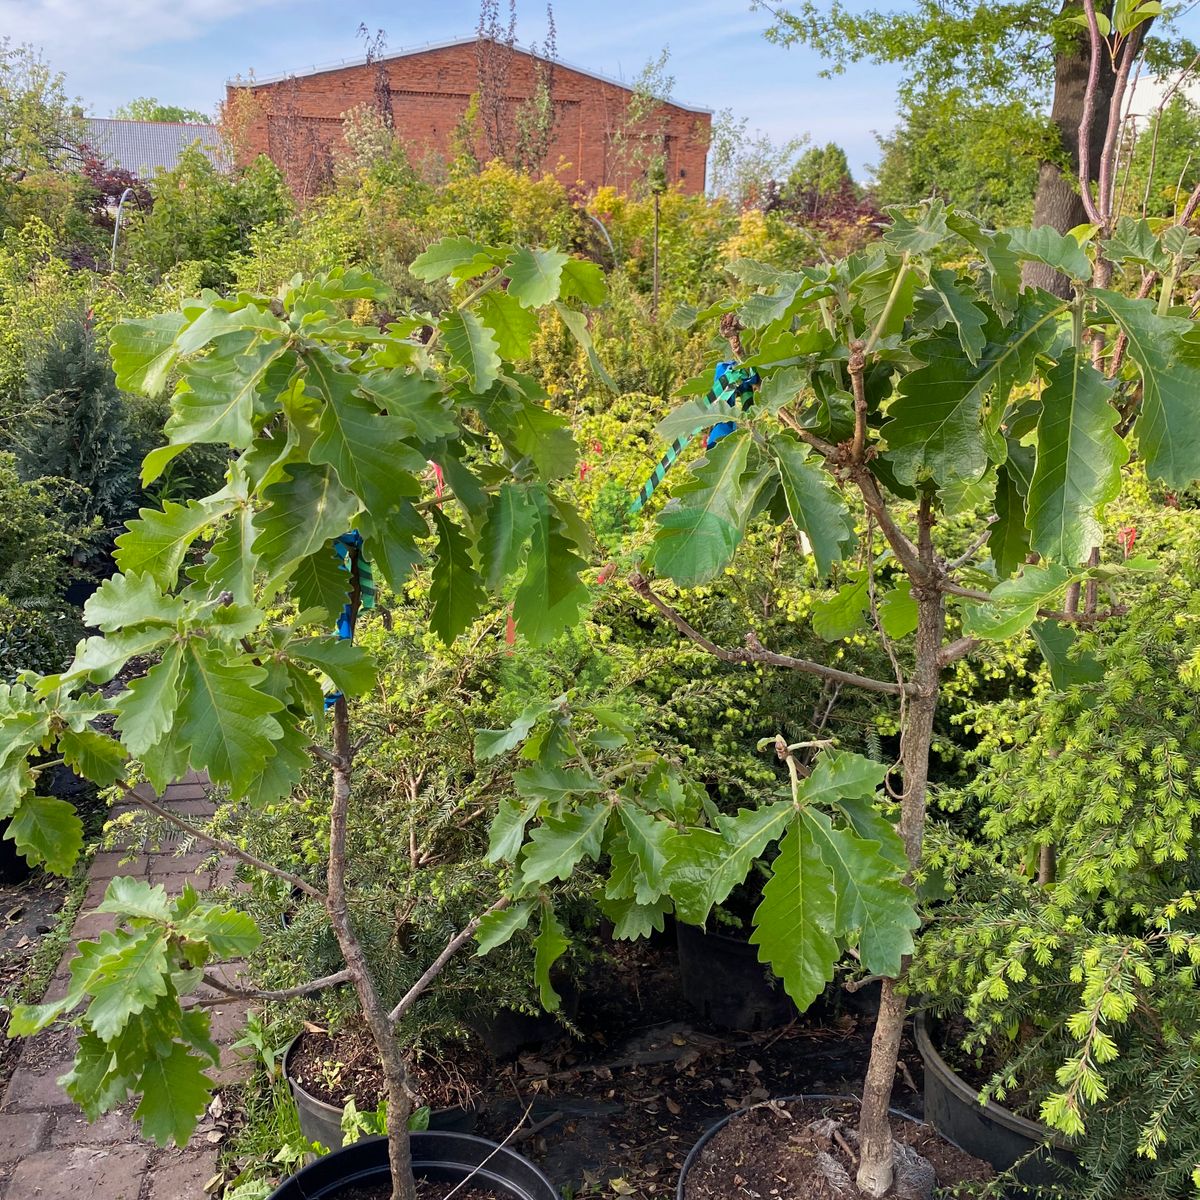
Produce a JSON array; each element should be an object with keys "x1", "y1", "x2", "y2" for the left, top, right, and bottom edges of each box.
[
  {"x1": 946, "y1": 516, "x2": 999, "y2": 572},
  {"x1": 120, "y1": 781, "x2": 325, "y2": 900},
  {"x1": 629, "y1": 573, "x2": 909, "y2": 696},
  {"x1": 388, "y1": 897, "x2": 511, "y2": 1025},
  {"x1": 937, "y1": 636, "x2": 979, "y2": 669},
  {"x1": 1078, "y1": 0, "x2": 1108, "y2": 227},
  {"x1": 942, "y1": 581, "x2": 1124, "y2": 624},
  {"x1": 196, "y1": 968, "x2": 353, "y2": 1006}
]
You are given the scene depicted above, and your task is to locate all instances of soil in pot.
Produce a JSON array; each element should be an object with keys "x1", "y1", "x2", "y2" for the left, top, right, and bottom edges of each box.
[{"x1": 681, "y1": 1097, "x2": 993, "y2": 1200}]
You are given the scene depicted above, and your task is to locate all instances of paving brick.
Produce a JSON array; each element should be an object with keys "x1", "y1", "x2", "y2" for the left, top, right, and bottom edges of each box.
[
  {"x1": 147, "y1": 1146, "x2": 219, "y2": 1199},
  {"x1": 167, "y1": 799, "x2": 217, "y2": 818},
  {"x1": 180, "y1": 770, "x2": 209, "y2": 786},
  {"x1": 161, "y1": 783, "x2": 209, "y2": 802},
  {"x1": 50, "y1": 1108, "x2": 137, "y2": 1147},
  {"x1": 0, "y1": 1112, "x2": 51, "y2": 1160},
  {"x1": 202, "y1": 1000, "x2": 250, "y2": 1047},
  {"x1": 147, "y1": 852, "x2": 215, "y2": 879},
  {"x1": 89, "y1": 852, "x2": 151, "y2": 881},
  {"x1": 70, "y1": 910, "x2": 117, "y2": 941},
  {"x1": 2, "y1": 1062, "x2": 75, "y2": 1110},
  {"x1": 6, "y1": 1143, "x2": 149, "y2": 1199}
]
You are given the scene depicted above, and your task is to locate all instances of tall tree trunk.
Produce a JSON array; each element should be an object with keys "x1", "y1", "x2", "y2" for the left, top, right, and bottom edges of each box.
[
  {"x1": 1026, "y1": 3, "x2": 1119, "y2": 296},
  {"x1": 856, "y1": 508, "x2": 945, "y2": 1198}
]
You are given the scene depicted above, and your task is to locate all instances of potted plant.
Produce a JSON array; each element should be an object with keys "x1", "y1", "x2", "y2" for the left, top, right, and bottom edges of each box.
[
  {"x1": 0, "y1": 245, "x2": 614, "y2": 1200},
  {"x1": 473, "y1": 6, "x2": 1200, "y2": 1193},
  {"x1": 911, "y1": 563, "x2": 1200, "y2": 1199}
]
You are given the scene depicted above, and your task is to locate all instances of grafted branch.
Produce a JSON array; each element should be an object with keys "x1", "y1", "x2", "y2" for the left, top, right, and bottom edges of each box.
[{"x1": 629, "y1": 572, "x2": 910, "y2": 696}]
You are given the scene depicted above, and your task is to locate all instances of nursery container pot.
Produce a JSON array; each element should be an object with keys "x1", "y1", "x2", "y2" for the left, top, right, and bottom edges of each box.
[
  {"x1": 677, "y1": 1093, "x2": 920, "y2": 1200},
  {"x1": 914, "y1": 1010, "x2": 1075, "y2": 1190},
  {"x1": 675, "y1": 921, "x2": 796, "y2": 1031},
  {"x1": 284, "y1": 1035, "x2": 477, "y2": 1152},
  {"x1": 267, "y1": 1130, "x2": 558, "y2": 1200}
]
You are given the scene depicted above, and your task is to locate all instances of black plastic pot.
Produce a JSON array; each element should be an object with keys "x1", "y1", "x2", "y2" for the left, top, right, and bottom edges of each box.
[
  {"x1": 267, "y1": 1130, "x2": 558, "y2": 1199},
  {"x1": 675, "y1": 921, "x2": 796, "y2": 1031},
  {"x1": 915, "y1": 1010, "x2": 1076, "y2": 1191},
  {"x1": 284, "y1": 1036, "x2": 477, "y2": 1152},
  {"x1": 677, "y1": 1093, "x2": 917, "y2": 1199}
]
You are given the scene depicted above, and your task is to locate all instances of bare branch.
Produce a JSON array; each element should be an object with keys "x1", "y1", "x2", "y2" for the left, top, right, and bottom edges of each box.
[
  {"x1": 389, "y1": 897, "x2": 511, "y2": 1025},
  {"x1": 1181, "y1": 176, "x2": 1200, "y2": 228},
  {"x1": 1078, "y1": 0, "x2": 1107, "y2": 227},
  {"x1": 946, "y1": 516, "x2": 999, "y2": 572},
  {"x1": 942, "y1": 581, "x2": 1124, "y2": 625},
  {"x1": 120, "y1": 782, "x2": 325, "y2": 900},
  {"x1": 629, "y1": 573, "x2": 909, "y2": 696},
  {"x1": 196, "y1": 968, "x2": 353, "y2": 1006},
  {"x1": 937, "y1": 636, "x2": 979, "y2": 669},
  {"x1": 848, "y1": 339, "x2": 868, "y2": 463},
  {"x1": 307, "y1": 744, "x2": 343, "y2": 767}
]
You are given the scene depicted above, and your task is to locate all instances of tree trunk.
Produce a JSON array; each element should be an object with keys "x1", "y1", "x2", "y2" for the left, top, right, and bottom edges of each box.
[
  {"x1": 1025, "y1": 2, "x2": 1120, "y2": 296},
  {"x1": 329, "y1": 697, "x2": 417, "y2": 1200},
  {"x1": 856, "y1": 510, "x2": 945, "y2": 1197}
]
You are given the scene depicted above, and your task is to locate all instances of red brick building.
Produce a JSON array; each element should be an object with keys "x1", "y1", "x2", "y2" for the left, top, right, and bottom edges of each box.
[{"x1": 226, "y1": 37, "x2": 711, "y2": 199}]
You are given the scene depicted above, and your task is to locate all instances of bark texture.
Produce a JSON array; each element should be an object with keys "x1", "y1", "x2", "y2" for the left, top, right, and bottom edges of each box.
[{"x1": 855, "y1": 505, "x2": 946, "y2": 1198}]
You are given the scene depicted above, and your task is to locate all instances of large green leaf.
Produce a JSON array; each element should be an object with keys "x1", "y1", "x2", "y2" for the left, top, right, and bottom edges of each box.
[
  {"x1": 1092, "y1": 290, "x2": 1200, "y2": 488},
  {"x1": 441, "y1": 310, "x2": 502, "y2": 394},
  {"x1": 812, "y1": 573, "x2": 869, "y2": 641},
  {"x1": 252, "y1": 465, "x2": 360, "y2": 580},
  {"x1": 618, "y1": 805, "x2": 672, "y2": 900},
  {"x1": 167, "y1": 340, "x2": 287, "y2": 448},
  {"x1": 513, "y1": 490, "x2": 589, "y2": 646},
  {"x1": 109, "y1": 312, "x2": 186, "y2": 397},
  {"x1": 750, "y1": 818, "x2": 839, "y2": 1011},
  {"x1": 1008, "y1": 226, "x2": 1093, "y2": 281},
  {"x1": 356, "y1": 370, "x2": 456, "y2": 443},
  {"x1": 514, "y1": 763, "x2": 603, "y2": 804},
  {"x1": 357, "y1": 503, "x2": 425, "y2": 592},
  {"x1": 6, "y1": 794, "x2": 83, "y2": 876},
  {"x1": 410, "y1": 237, "x2": 498, "y2": 282},
  {"x1": 289, "y1": 546, "x2": 350, "y2": 619},
  {"x1": 1027, "y1": 350, "x2": 1127, "y2": 565},
  {"x1": 664, "y1": 801, "x2": 794, "y2": 926},
  {"x1": 961, "y1": 563, "x2": 1074, "y2": 640},
  {"x1": 521, "y1": 800, "x2": 611, "y2": 885},
  {"x1": 485, "y1": 797, "x2": 541, "y2": 864},
  {"x1": 86, "y1": 930, "x2": 170, "y2": 1040},
  {"x1": 428, "y1": 509, "x2": 486, "y2": 644},
  {"x1": 84, "y1": 572, "x2": 184, "y2": 632},
  {"x1": 478, "y1": 292, "x2": 540, "y2": 361},
  {"x1": 115, "y1": 645, "x2": 183, "y2": 756},
  {"x1": 115, "y1": 497, "x2": 236, "y2": 588},
  {"x1": 533, "y1": 905, "x2": 569, "y2": 1011},
  {"x1": 768, "y1": 433, "x2": 854, "y2": 576},
  {"x1": 175, "y1": 643, "x2": 284, "y2": 793},
  {"x1": 552, "y1": 302, "x2": 618, "y2": 392},
  {"x1": 59, "y1": 729, "x2": 126, "y2": 787},
  {"x1": 800, "y1": 749, "x2": 888, "y2": 811},
  {"x1": 479, "y1": 485, "x2": 535, "y2": 592},
  {"x1": 801, "y1": 808, "x2": 917, "y2": 978},
  {"x1": 559, "y1": 258, "x2": 607, "y2": 305},
  {"x1": 306, "y1": 351, "x2": 426, "y2": 512},
  {"x1": 288, "y1": 638, "x2": 377, "y2": 696},
  {"x1": 649, "y1": 431, "x2": 757, "y2": 586},
  {"x1": 990, "y1": 459, "x2": 1032, "y2": 577},
  {"x1": 926, "y1": 268, "x2": 988, "y2": 365},
  {"x1": 134, "y1": 1042, "x2": 214, "y2": 1147},
  {"x1": 505, "y1": 248, "x2": 569, "y2": 308},
  {"x1": 475, "y1": 901, "x2": 535, "y2": 955},
  {"x1": 883, "y1": 201, "x2": 950, "y2": 253},
  {"x1": 202, "y1": 500, "x2": 258, "y2": 607}
]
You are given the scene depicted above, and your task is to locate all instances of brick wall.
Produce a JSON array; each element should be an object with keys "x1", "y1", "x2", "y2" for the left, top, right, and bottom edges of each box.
[{"x1": 227, "y1": 40, "x2": 711, "y2": 200}]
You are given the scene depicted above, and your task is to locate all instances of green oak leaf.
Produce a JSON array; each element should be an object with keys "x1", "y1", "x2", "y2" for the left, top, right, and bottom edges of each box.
[
  {"x1": 441, "y1": 309, "x2": 501, "y2": 394},
  {"x1": 289, "y1": 545, "x2": 350, "y2": 620},
  {"x1": 357, "y1": 370, "x2": 457, "y2": 443},
  {"x1": 59, "y1": 729, "x2": 126, "y2": 787},
  {"x1": 306, "y1": 350, "x2": 426, "y2": 512},
  {"x1": 480, "y1": 485, "x2": 535, "y2": 592},
  {"x1": 252, "y1": 464, "x2": 360, "y2": 580},
  {"x1": 477, "y1": 292, "x2": 540, "y2": 360},
  {"x1": 134, "y1": 1042, "x2": 214, "y2": 1147},
  {"x1": 883, "y1": 201, "x2": 950, "y2": 253},
  {"x1": 812, "y1": 573, "x2": 869, "y2": 641},
  {"x1": 559, "y1": 258, "x2": 607, "y2": 305},
  {"x1": 961, "y1": 563, "x2": 1075, "y2": 640},
  {"x1": 750, "y1": 818, "x2": 840, "y2": 1011},
  {"x1": 768, "y1": 433, "x2": 854, "y2": 576},
  {"x1": 618, "y1": 806, "x2": 672, "y2": 900},
  {"x1": 115, "y1": 497, "x2": 236, "y2": 588},
  {"x1": 475, "y1": 700, "x2": 554, "y2": 761},
  {"x1": 6, "y1": 794, "x2": 84, "y2": 876},
  {"x1": 175, "y1": 642, "x2": 284, "y2": 793},
  {"x1": 990, "y1": 458, "x2": 1032, "y2": 577},
  {"x1": 878, "y1": 578, "x2": 918, "y2": 639},
  {"x1": 485, "y1": 797, "x2": 542, "y2": 864},
  {"x1": 800, "y1": 749, "x2": 888, "y2": 810},
  {"x1": 167, "y1": 339, "x2": 287, "y2": 448},
  {"x1": 533, "y1": 905, "x2": 569, "y2": 1011},
  {"x1": 84, "y1": 572, "x2": 184, "y2": 632},
  {"x1": 428, "y1": 509, "x2": 486, "y2": 644},
  {"x1": 202, "y1": 500, "x2": 258, "y2": 607},
  {"x1": 288, "y1": 638, "x2": 377, "y2": 696},
  {"x1": 114, "y1": 645, "x2": 183, "y2": 757},
  {"x1": 1092, "y1": 290, "x2": 1200, "y2": 488},
  {"x1": 109, "y1": 312, "x2": 186, "y2": 397},
  {"x1": 1027, "y1": 350, "x2": 1127, "y2": 565},
  {"x1": 410, "y1": 237, "x2": 498, "y2": 282},
  {"x1": 801, "y1": 808, "x2": 918, "y2": 978},
  {"x1": 475, "y1": 901, "x2": 535, "y2": 955},
  {"x1": 521, "y1": 800, "x2": 611, "y2": 885},
  {"x1": 513, "y1": 490, "x2": 589, "y2": 646},
  {"x1": 505, "y1": 247, "x2": 569, "y2": 308},
  {"x1": 1007, "y1": 225, "x2": 1093, "y2": 281},
  {"x1": 357, "y1": 504, "x2": 425, "y2": 593},
  {"x1": 176, "y1": 904, "x2": 261, "y2": 958},
  {"x1": 598, "y1": 895, "x2": 670, "y2": 940},
  {"x1": 96, "y1": 877, "x2": 172, "y2": 922},
  {"x1": 86, "y1": 930, "x2": 170, "y2": 1040},
  {"x1": 927, "y1": 268, "x2": 988, "y2": 365},
  {"x1": 552, "y1": 302, "x2": 618, "y2": 391}
]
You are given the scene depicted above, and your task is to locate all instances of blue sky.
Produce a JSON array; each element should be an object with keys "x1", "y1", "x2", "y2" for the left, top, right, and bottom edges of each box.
[{"x1": 0, "y1": 0, "x2": 905, "y2": 179}]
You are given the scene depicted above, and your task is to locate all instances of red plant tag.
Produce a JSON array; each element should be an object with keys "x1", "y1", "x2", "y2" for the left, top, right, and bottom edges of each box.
[{"x1": 1118, "y1": 525, "x2": 1137, "y2": 557}]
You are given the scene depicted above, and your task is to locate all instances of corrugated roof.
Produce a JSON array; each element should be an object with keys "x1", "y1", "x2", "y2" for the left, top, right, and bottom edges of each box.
[
  {"x1": 228, "y1": 36, "x2": 713, "y2": 115},
  {"x1": 84, "y1": 118, "x2": 227, "y2": 176}
]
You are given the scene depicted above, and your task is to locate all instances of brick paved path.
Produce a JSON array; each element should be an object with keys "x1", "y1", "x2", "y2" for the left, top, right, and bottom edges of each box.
[{"x1": 0, "y1": 772, "x2": 251, "y2": 1199}]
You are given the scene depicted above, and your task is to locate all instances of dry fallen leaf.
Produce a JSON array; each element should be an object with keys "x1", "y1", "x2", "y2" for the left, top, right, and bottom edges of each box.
[{"x1": 610, "y1": 1177, "x2": 636, "y2": 1195}]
